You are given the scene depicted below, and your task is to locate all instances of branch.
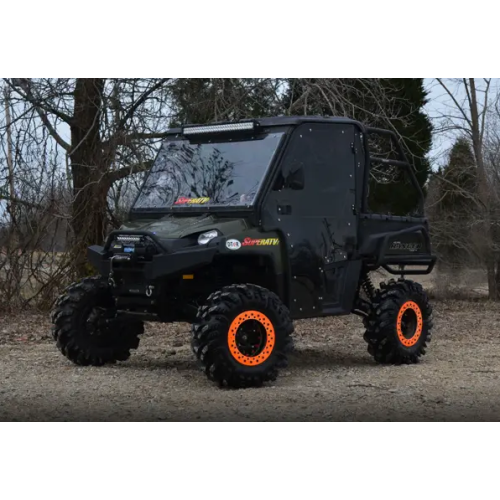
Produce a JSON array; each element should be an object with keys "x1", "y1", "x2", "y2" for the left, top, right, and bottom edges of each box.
[
  {"x1": 5, "y1": 78, "x2": 73, "y2": 124},
  {"x1": 463, "y1": 78, "x2": 473, "y2": 114},
  {"x1": 103, "y1": 131, "x2": 170, "y2": 149},
  {"x1": 106, "y1": 160, "x2": 153, "y2": 184},
  {"x1": 436, "y1": 78, "x2": 473, "y2": 129},
  {"x1": 0, "y1": 195, "x2": 42, "y2": 210},
  {"x1": 480, "y1": 78, "x2": 491, "y2": 145},
  {"x1": 116, "y1": 79, "x2": 170, "y2": 132},
  {"x1": 4, "y1": 79, "x2": 71, "y2": 151},
  {"x1": 35, "y1": 111, "x2": 71, "y2": 151}
]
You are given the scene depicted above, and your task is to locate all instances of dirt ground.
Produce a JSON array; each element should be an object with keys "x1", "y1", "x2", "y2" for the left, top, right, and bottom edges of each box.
[{"x1": 2, "y1": 296, "x2": 500, "y2": 421}]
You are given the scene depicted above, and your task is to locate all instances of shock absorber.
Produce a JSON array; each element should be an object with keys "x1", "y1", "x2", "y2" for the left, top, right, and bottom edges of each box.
[{"x1": 362, "y1": 274, "x2": 376, "y2": 301}]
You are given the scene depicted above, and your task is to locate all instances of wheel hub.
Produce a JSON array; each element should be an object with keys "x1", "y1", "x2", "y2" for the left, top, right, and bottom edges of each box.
[
  {"x1": 85, "y1": 307, "x2": 119, "y2": 338},
  {"x1": 396, "y1": 301, "x2": 423, "y2": 347},
  {"x1": 235, "y1": 320, "x2": 267, "y2": 357},
  {"x1": 400, "y1": 311, "x2": 417, "y2": 338},
  {"x1": 228, "y1": 311, "x2": 276, "y2": 366},
  {"x1": 86, "y1": 308, "x2": 103, "y2": 336}
]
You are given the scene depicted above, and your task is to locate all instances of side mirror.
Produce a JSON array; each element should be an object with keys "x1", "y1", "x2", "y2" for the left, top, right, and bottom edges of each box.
[{"x1": 285, "y1": 168, "x2": 305, "y2": 190}]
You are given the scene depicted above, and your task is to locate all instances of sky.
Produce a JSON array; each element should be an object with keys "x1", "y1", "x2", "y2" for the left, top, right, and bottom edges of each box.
[
  {"x1": 424, "y1": 78, "x2": 500, "y2": 170},
  {"x1": 424, "y1": 78, "x2": 465, "y2": 169},
  {"x1": 424, "y1": 78, "x2": 452, "y2": 165}
]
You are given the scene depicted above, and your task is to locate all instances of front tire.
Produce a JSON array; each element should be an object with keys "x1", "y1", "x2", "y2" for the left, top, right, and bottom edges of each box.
[
  {"x1": 51, "y1": 277, "x2": 143, "y2": 366},
  {"x1": 191, "y1": 284, "x2": 294, "y2": 388},
  {"x1": 363, "y1": 279, "x2": 433, "y2": 364}
]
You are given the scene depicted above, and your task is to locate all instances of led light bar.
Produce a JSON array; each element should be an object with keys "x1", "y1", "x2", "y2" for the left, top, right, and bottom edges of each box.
[
  {"x1": 116, "y1": 235, "x2": 142, "y2": 243},
  {"x1": 182, "y1": 121, "x2": 257, "y2": 136}
]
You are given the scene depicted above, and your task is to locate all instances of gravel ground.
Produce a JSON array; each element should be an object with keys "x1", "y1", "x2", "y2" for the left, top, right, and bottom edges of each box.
[{"x1": 2, "y1": 299, "x2": 500, "y2": 421}]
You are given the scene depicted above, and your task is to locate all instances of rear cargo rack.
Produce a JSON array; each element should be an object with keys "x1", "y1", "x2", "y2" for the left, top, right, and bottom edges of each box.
[{"x1": 375, "y1": 226, "x2": 436, "y2": 275}]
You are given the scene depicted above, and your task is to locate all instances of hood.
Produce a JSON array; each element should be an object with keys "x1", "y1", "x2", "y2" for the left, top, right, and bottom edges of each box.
[{"x1": 121, "y1": 214, "x2": 249, "y2": 239}]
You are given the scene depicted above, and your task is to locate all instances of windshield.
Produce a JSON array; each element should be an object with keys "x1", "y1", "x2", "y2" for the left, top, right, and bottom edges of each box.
[{"x1": 133, "y1": 132, "x2": 284, "y2": 210}]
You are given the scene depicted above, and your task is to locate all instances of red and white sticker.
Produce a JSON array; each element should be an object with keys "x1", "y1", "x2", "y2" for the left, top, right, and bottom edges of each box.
[{"x1": 226, "y1": 239, "x2": 242, "y2": 251}]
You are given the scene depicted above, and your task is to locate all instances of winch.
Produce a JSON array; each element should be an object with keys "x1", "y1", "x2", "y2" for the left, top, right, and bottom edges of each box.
[{"x1": 108, "y1": 234, "x2": 159, "y2": 262}]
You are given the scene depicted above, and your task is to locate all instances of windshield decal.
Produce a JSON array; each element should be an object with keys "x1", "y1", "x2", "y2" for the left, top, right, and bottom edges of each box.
[{"x1": 174, "y1": 197, "x2": 210, "y2": 205}]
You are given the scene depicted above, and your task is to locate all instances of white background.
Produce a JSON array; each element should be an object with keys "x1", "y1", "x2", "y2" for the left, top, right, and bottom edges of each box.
[{"x1": 1, "y1": 1, "x2": 500, "y2": 499}]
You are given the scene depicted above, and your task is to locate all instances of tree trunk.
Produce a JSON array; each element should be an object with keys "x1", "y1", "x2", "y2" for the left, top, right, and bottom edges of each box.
[
  {"x1": 69, "y1": 78, "x2": 108, "y2": 277},
  {"x1": 3, "y1": 87, "x2": 17, "y2": 242},
  {"x1": 487, "y1": 263, "x2": 498, "y2": 300},
  {"x1": 469, "y1": 79, "x2": 498, "y2": 300},
  {"x1": 494, "y1": 260, "x2": 500, "y2": 299}
]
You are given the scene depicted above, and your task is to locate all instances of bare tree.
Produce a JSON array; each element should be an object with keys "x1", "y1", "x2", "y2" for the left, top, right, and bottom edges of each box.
[
  {"x1": 2, "y1": 78, "x2": 175, "y2": 275},
  {"x1": 432, "y1": 78, "x2": 500, "y2": 299},
  {"x1": 0, "y1": 80, "x2": 72, "y2": 310}
]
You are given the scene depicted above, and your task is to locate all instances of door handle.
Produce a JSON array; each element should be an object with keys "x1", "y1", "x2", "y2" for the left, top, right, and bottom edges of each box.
[{"x1": 278, "y1": 205, "x2": 292, "y2": 215}]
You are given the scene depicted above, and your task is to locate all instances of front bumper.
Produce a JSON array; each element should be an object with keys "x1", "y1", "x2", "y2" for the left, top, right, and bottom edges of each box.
[{"x1": 88, "y1": 230, "x2": 218, "y2": 280}]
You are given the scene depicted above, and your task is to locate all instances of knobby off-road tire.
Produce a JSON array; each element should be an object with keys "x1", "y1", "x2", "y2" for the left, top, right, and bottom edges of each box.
[
  {"x1": 51, "y1": 277, "x2": 143, "y2": 366},
  {"x1": 363, "y1": 279, "x2": 433, "y2": 365},
  {"x1": 191, "y1": 284, "x2": 294, "y2": 389}
]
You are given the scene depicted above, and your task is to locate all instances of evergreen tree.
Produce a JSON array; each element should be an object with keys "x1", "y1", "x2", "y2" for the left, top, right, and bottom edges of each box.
[
  {"x1": 440, "y1": 137, "x2": 477, "y2": 210},
  {"x1": 430, "y1": 138, "x2": 477, "y2": 266},
  {"x1": 367, "y1": 78, "x2": 432, "y2": 216}
]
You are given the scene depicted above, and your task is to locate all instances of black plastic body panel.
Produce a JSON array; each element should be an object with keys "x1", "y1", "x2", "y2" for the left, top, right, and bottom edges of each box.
[{"x1": 260, "y1": 122, "x2": 362, "y2": 319}]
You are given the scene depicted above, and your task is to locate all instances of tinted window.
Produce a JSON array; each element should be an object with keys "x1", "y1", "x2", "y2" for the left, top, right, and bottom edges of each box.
[{"x1": 134, "y1": 133, "x2": 283, "y2": 209}]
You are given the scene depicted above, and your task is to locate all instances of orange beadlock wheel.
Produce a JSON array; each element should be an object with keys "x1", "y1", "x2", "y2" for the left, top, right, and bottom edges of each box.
[
  {"x1": 228, "y1": 311, "x2": 275, "y2": 366},
  {"x1": 396, "y1": 301, "x2": 423, "y2": 347}
]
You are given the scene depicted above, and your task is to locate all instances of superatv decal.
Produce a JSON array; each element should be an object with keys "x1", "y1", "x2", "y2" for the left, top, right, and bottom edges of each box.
[
  {"x1": 173, "y1": 197, "x2": 210, "y2": 205},
  {"x1": 242, "y1": 237, "x2": 280, "y2": 247}
]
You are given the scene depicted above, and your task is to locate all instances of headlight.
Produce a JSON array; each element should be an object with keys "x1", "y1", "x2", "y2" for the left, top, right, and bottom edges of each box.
[{"x1": 198, "y1": 230, "x2": 219, "y2": 245}]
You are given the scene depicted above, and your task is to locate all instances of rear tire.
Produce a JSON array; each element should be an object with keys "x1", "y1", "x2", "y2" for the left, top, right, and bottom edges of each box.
[
  {"x1": 363, "y1": 279, "x2": 433, "y2": 364},
  {"x1": 51, "y1": 277, "x2": 143, "y2": 366},
  {"x1": 191, "y1": 284, "x2": 294, "y2": 388}
]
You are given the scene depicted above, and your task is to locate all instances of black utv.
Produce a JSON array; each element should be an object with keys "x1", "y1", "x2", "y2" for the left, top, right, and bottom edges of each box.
[{"x1": 51, "y1": 116, "x2": 435, "y2": 388}]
